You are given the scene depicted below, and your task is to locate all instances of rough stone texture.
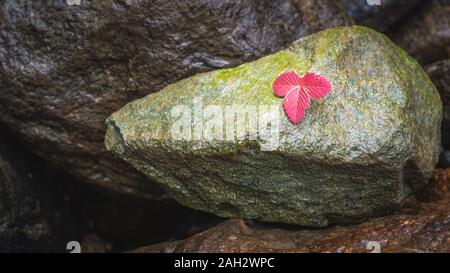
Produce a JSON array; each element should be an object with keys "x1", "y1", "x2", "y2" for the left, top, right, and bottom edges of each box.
[
  {"x1": 426, "y1": 60, "x2": 450, "y2": 151},
  {"x1": 390, "y1": 0, "x2": 450, "y2": 65},
  {"x1": 0, "y1": 133, "x2": 74, "y2": 252},
  {"x1": 0, "y1": 0, "x2": 352, "y2": 198},
  {"x1": 131, "y1": 168, "x2": 450, "y2": 253},
  {"x1": 106, "y1": 26, "x2": 442, "y2": 227},
  {"x1": 338, "y1": 0, "x2": 422, "y2": 33}
]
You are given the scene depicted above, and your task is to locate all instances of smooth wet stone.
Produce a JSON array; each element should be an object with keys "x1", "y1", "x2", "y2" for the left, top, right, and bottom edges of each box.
[
  {"x1": 338, "y1": 0, "x2": 423, "y2": 32},
  {"x1": 106, "y1": 26, "x2": 442, "y2": 227},
  {"x1": 131, "y1": 168, "x2": 450, "y2": 253},
  {"x1": 390, "y1": 0, "x2": 450, "y2": 65},
  {"x1": 0, "y1": 0, "x2": 351, "y2": 199}
]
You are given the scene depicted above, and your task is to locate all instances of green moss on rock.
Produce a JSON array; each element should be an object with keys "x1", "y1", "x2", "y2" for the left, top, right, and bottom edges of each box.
[{"x1": 105, "y1": 26, "x2": 442, "y2": 227}]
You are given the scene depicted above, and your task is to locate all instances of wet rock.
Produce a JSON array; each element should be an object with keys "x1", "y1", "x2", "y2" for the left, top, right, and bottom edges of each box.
[
  {"x1": 0, "y1": 133, "x2": 75, "y2": 252},
  {"x1": 390, "y1": 0, "x2": 450, "y2": 65},
  {"x1": 131, "y1": 169, "x2": 450, "y2": 253},
  {"x1": 338, "y1": 0, "x2": 422, "y2": 33},
  {"x1": 106, "y1": 26, "x2": 442, "y2": 227},
  {"x1": 426, "y1": 60, "x2": 450, "y2": 151},
  {"x1": 0, "y1": 0, "x2": 351, "y2": 198}
]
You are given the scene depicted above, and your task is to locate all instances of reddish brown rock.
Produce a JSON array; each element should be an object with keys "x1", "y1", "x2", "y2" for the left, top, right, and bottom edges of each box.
[
  {"x1": 131, "y1": 169, "x2": 450, "y2": 253},
  {"x1": 390, "y1": 0, "x2": 450, "y2": 65},
  {"x1": 0, "y1": 0, "x2": 351, "y2": 199}
]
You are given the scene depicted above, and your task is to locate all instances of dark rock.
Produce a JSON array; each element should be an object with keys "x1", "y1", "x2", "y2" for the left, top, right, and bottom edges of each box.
[
  {"x1": 0, "y1": 0, "x2": 352, "y2": 198},
  {"x1": 426, "y1": 60, "x2": 450, "y2": 151},
  {"x1": 416, "y1": 168, "x2": 449, "y2": 202},
  {"x1": 390, "y1": 0, "x2": 450, "y2": 65},
  {"x1": 130, "y1": 169, "x2": 450, "y2": 253},
  {"x1": 338, "y1": 0, "x2": 423, "y2": 33},
  {"x1": 0, "y1": 127, "x2": 221, "y2": 253},
  {"x1": 63, "y1": 181, "x2": 223, "y2": 252},
  {"x1": 438, "y1": 150, "x2": 450, "y2": 169},
  {"x1": 106, "y1": 26, "x2": 442, "y2": 227},
  {"x1": 0, "y1": 133, "x2": 75, "y2": 252}
]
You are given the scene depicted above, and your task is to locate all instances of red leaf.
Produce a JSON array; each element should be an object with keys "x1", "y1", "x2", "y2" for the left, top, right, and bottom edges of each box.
[
  {"x1": 272, "y1": 71, "x2": 302, "y2": 97},
  {"x1": 300, "y1": 72, "x2": 332, "y2": 99},
  {"x1": 273, "y1": 71, "x2": 332, "y2": 124},
  {"x1": 283, "y1": 86, "x2": 309, "y2": 124}
]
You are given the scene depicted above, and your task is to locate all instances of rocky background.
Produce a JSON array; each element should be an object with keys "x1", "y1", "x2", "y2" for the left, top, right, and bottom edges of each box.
[{"x1": 0, "y1": 0, "x2": 448, "y2": 253}]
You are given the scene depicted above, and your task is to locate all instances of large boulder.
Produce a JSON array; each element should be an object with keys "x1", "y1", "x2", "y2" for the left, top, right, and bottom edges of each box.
[
  {"x1": 390, "y1": 0, "x2": 450, "y2": 65},
  {"x1": 0, "y1": 0, "x2": 351, "y2": 198},
  {"x1": 105, "y1": 26, "x2": 442, "y2": 227}
]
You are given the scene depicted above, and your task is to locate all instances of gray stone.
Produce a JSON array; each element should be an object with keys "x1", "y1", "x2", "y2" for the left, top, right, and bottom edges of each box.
[{"x1": 105, "y1": 26, "x2": 442, "y2": 227}]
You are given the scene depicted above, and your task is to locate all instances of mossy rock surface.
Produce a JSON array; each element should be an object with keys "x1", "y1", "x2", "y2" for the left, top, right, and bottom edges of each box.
[{"x1": 105, "y1": 26, "x2": 442, "y2": 227}]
